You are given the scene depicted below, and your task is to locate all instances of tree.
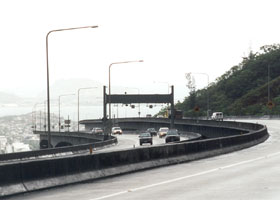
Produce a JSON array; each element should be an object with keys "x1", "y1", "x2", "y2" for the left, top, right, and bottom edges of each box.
[{"x1": 175, "y1": 44, "x2": 280, "y2": 117}]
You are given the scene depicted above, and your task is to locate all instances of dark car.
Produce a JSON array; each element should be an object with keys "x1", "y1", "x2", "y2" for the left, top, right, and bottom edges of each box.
[
  {"x1": 139, "y1": 132, "x2": 153, "y2": 146},
  {"x1": 165, "y1": 129, "x2": 180, "y2": 143},
  {"x1": 146, "y1": 128, "x2": 157, "y2": 136}
]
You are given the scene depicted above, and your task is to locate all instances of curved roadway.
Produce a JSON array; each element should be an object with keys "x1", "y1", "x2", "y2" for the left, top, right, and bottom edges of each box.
[
  {"x1": 96, "y1": 133, "x2": 188, "y2": 153},
  {"x1": 7, "y1": 120, "x2": 279, "y2": 200},
  {"x1": 96, "y1": 133, "x2": 164, "y2": 152}
]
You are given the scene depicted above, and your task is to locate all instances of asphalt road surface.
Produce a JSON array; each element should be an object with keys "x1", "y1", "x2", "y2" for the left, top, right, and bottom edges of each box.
[
  {"x1": 96, "y1": 133, "x2": 164, "y2": 152},
  {"x1": 96, "y1": 133, "x2": 188, "y2": 153},
  {"x1": 7, "y1": 119, "x2": 280, "y2": 200}
]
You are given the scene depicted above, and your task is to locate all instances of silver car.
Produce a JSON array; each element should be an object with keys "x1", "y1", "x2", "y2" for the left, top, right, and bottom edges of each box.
[{"x1": 91, "y1": 127, "x2": 103, "y2": 134}]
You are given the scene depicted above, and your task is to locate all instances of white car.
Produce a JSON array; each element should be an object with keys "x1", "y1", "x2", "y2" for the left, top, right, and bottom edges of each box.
[
  {"x1": 91, "y1": 127, "x2": 103, "y2": 134},
  {"x1": 158, "y1": 127, "x2": 169, "y2": 138},
  {"x1": 112, "y1": 127, "x2": 123, "y2": 135}
]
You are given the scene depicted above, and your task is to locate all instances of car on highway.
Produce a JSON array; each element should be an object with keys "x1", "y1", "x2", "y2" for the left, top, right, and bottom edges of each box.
[
  {"x1": 112, "y1": 127, "x2": 123, "y2": 135},
  {"x1": 91, "y1": 127, "x2": 103, "y2": 134},
  {"x1": 158, "y1": 127, "x2": 169, "y2": 138},
  {"x1": 211, "y1": 112, "x2": 223, "y2": 121},
  {"x1": 139, "y1": 132, "x2": 153, "y2": 145},
  {"x1": 165, "y1": 129, "x2": 180, "y2": 143},
  {"x1": 146, "y1": 128, "x2": 157, "y2": 136}
]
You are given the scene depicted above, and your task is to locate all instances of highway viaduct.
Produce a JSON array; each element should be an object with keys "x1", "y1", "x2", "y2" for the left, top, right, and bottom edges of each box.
[
  {"x1": 0, "y1": 118, "x2": 268, "y2": 198},
  {"x1": 35, "y1": 117, "x2": 253, "y2": 149}
]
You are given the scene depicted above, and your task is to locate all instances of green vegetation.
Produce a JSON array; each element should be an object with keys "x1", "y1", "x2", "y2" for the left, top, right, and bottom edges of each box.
[{"x1": 175, "y1": 44, "x2": 280, "y2": 117}]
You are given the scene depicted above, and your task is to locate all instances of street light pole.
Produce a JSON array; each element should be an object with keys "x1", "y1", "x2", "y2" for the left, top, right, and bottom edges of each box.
[
  {"x1": 77, "y1": 87, "x2": 97, "y2": 132},
  {"x1": 44, "y1": 99, "x2": 57, "y2": 131},
  {"x1": 108, "y1": 60, "x2": 143, "y2": 121},
  {"x1": 153, "y1": 81, "x2": 171, "y2": 115},
  {"x1": 189, "y1": 72, "x2": 210, "y2": 119},
  {"x1": 268, "y1": 64, "x2": 270, "y2": 102},
  {"x1": 46, "y1": 25, "x2": 98, "y2": 148},
  {"x1": 153, "y1": 81, "x2": 170, "y2": 93},
  {"x1": 32, "y1": 102, "x2": 43, "y2": 132},
  {"x1": 58, "y1": 93, "x2": 75, "y2": 132}
]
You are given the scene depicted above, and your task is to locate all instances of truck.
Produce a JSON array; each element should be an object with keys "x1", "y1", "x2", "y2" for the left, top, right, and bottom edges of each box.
[
  {"x1": 168, "y1": 109, "x2": 183, "y2": 119},
  {"x1": 211, "y1": 112, "x2": 223, "y2": 121}
]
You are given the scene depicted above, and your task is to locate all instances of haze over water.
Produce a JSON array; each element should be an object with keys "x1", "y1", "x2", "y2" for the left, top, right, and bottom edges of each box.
[{"x1": 0, "y1": 105, "x2": 162, "y2": 120}]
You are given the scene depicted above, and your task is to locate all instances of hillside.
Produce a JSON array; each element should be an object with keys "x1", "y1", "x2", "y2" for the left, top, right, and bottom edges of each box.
[
  {"x1": 175, "y1": 44, "x2": 280, "y2": 117},
  {"x1": 0, "y1": 91, "x2": 23, "y2": 105}
]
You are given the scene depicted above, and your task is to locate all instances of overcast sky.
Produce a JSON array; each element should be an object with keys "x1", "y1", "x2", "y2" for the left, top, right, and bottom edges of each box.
[{"x1": 1, "y1": 0, "x2": 280, "y2": 102}]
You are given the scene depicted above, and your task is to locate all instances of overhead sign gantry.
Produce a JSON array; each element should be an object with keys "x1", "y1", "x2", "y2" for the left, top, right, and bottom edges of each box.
[{"x1": 103, "y1": 85, "x2": 175, "y2": 135}]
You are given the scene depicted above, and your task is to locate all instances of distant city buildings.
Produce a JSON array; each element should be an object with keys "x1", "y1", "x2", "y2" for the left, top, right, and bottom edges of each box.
[
  {"x1": 11, "y1": 142, "x2": 31, "y2": 152},
  {"x1": 0, "y1": 113, "x2": 39, "y2": 154}
]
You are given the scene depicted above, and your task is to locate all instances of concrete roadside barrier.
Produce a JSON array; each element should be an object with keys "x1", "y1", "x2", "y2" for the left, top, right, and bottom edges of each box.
[{"x1": 0, "y1": 122, "x2": 268, "y2": 198}]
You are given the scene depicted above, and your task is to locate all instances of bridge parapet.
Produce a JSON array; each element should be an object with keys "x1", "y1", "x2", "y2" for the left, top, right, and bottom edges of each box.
[
  {"x1": 34, "y1": 131, "x2": 105, "y2": 148},
  {"x1": 0, "y1": 119, "x2": 269, "y2": 198},
  {"x1": 0, "y1": 135, "x2": 117, "y2": 163},
  {"x1": 81, "y1": 118, "x2": 254, "y2": 138}
]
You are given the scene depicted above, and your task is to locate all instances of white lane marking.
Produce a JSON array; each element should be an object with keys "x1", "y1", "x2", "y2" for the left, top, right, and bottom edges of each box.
[
  {"x1": 90, "y1": 191, "x2": 128, "y2": 200},
  {"x1": 89, "y1": 151, "x2": 280, "y2": 200}
]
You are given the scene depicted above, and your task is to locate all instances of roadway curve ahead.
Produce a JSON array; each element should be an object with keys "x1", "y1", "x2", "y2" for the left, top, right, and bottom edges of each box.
[
  {"x1": 8, "y1": 120, "x2": 279, "y2": 200},
  {"x1": 97, "y1": 133, "x2": 165, "y2": 152},
  {"x1": 95, "y1": 133, "x2": 189, "y2": 153}
]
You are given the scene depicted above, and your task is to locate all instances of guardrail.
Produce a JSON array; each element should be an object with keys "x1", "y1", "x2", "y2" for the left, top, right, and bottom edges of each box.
[
  {"x1": 0, "y1": 136, "x2": 117, "y2": 162},
  {"x1": 81, "y1": 117, "x2": 264, "y2": 132},
  {"x1": 0, "y1": 120, "x2": 269, "y2": 198},
  {"x1": 34, "y1": 130, "x2": 106, "y2": 140}
]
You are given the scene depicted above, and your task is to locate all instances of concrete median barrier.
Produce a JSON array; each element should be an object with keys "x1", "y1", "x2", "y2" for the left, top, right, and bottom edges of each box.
[
  {"x1": 0, "y1": 163, "x2": 26, "y2": 197},
  {"x1": 0, "y1": 121, "x2": 269, "y2": 198}
]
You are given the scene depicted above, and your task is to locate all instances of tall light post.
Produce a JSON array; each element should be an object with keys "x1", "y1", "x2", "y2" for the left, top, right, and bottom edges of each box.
[
  {"x1": 268, "y1": 64, "x2": 271, "y2": 102},
  {"x1": 44, "y1": 99, "x2": 58, "y2": 132},
  {"x1": 46, "y1": 25, "x2": 98, "y2": 148},
  {"x1": 58, "y1": 93, "x2": 75, "y2": 132},
  {"x1": 32, "y1": 102, "x2": 44, "y2": 132},
  {"x1": 108, "y1": 60, "x2": 144, "y2": 122},
  {"x1": 153, "y1": 81, "x2": 170, "y2": 93},
  {"x1": 77, "y1": 87, "x2": 97, "y2": 132},
  {"x1": 153, "y1": 81, "x2": 171, "y2": 115},
  {"x1": 189, "y1": 72, "x2": 210, "y2": 119}
]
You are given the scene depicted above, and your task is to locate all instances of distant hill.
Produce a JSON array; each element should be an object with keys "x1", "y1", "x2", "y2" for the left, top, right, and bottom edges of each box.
[
  {"x1": 0, "y1": 91, "x2": 23, "y2": 105},
  {"x1": 175, "y1": 44, "x2": 280, "y2": 117},
  {"x1": 35, "y1": 79, "x2": 104, "y2": 106},
  {"x1": 0, "y1": 79, "x2": 105, "y2": 107},
  {"x1": 36, "y1": 78, "x2": 142, "y2": 105},
  {"x1": 0, "y1": 78, "x2": 146, "y2": 108}
]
